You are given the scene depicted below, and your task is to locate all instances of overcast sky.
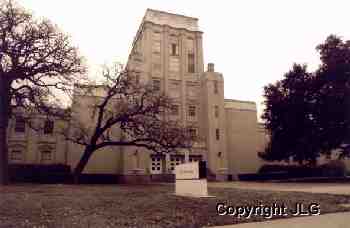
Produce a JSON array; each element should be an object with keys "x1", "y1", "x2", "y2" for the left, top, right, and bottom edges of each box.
[{"x1": 18, "y1": 0, "x2": 350, "y2": 120}]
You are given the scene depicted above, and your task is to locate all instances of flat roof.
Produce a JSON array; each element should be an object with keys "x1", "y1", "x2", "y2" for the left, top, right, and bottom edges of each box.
[
  {"x1": 224, "y1": 98, "x2": 256, "y2": 104},
  {"x1": 142, "y1": 8, "x2": 199, "y2": 31},
  {"x1": 145, "y1": 8, "x2": 198, "y2": 21}
]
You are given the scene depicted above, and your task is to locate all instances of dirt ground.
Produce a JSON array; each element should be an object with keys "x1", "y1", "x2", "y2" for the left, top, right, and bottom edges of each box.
[{"x1": 1, "y1": 183, "x2": 350, "y2": 228}]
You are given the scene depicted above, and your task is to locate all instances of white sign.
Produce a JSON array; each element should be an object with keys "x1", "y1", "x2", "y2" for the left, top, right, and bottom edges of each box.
[{"x1": 175, "y1": 162, "x2": 199, "y2": 180}]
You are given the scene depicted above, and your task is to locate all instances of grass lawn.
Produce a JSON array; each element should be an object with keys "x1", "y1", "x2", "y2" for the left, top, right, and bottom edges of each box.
[{"x1": 1, "y1": 183, "x2": 350, "y2": 228}]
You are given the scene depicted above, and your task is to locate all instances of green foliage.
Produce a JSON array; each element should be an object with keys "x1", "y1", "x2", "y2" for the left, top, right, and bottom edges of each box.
[{"x1": 260, "y1": 35, "x2": 350, "y2": 164}]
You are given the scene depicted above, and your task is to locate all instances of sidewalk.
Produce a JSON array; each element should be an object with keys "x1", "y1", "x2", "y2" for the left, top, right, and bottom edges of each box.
[
  {"x1": 209, "y1": 182, "x2": 350, "y2": 195},
  {"x1": 208, "y1": 212, "x2": 350, "y2": 228}
]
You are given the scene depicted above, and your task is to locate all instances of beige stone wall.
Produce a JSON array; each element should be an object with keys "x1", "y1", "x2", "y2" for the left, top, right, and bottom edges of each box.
[
  {"x1": 67, "y1": 93, "x2": 122, "y2": 174},
  {"x1": 7, "y1": 109, "x2": 69, "y2": 165},
  {"x1": 224, "y1": 100, "x2": 264, "y2": 174},
  {"x1": 200, "y1": 69, "x2": 228, "y2": 175}
]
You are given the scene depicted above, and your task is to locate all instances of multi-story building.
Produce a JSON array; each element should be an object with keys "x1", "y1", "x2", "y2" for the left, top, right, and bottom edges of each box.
[
  {"x1": 7, "y1": 107, "x2": 69, "y2": 166},
  {"x1": 7, "y1": 9, "x2": 266, "y2": 182}
]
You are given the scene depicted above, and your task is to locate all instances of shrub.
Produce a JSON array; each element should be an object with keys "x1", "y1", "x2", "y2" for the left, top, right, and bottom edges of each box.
[
  {"x1": 319, "y1": 160, "x2": 347, "y2": 177},
  {"x1": 9, "y1": 164, "x2": 72, "y2": 183}
]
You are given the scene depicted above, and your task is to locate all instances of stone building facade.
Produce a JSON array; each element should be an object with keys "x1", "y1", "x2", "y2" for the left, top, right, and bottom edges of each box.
[
  {"x1": 7, "y1": 107, "x2": 69, "y2": 166},
  {"x1": 6, "y1": 9, "x2": 266, "y2": 182}
]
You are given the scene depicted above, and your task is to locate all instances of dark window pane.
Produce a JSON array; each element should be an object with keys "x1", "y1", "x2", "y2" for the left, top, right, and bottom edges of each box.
[
  {"x1": 188, "y1": 53, "x2": 195, "y2": 73},
  {"x1": 44, "y1": 120, "x2": 54, "y2": 134},
  {"x1": 216, "y1": 129, "x2": 220, "y2": 140},
  {"x1": 15, "y1": 117, "x2": 25, "y2": 133}
]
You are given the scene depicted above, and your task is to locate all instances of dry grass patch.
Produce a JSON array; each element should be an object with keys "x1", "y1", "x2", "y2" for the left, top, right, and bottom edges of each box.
[{"x1": 0, "y1": 183, "x2": 349, "y2": 228}]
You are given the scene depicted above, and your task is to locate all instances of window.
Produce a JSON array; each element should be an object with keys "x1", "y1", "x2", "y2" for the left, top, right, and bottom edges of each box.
[
  {"x1": 135, "y1": 74, "x2": 140, "y2": 84},
  {"x1": 15, "y1": 116, "x2": 25, "y2": 133},
  {"x1": 214, "y1": 81, "x2": 218, "y2": 94},
  {"x1": 216, "y1": 128, "x2": 220, "y2": 140},
  {"x1": 170, "y1": 43, "x2": 179, "y2": 56},
  {"x1": 43, "y1": 120, "x2": 54, "y2": 134},
  {"x1": 187, "y1": 38, "x2": 194, "y2": 53},
  {"x1": 41, "y1": 150, "x2": 52, "y2": 161},
  {"x1": 188, "y1": 53, "x2": 195, "y2": 73},
  {"x1": 10, "y1": 150, "x2": 22, "y2": 161},
  {"x1": 153, "y1": 79, "x2": 161, "y2": 91},
  {"x1": 188, "y1": 105, "x2": 196, "y2": 117},
  {"x1": 189, "y1": 128, "x2": 197, "y2": 139},
  {"x1": 171, "y1": 105, "x2": 179, "y2": 115},
  {"x1": 169, "y1": 156, "x2": 184, "y2": 172},
  {"x1": 214, "y1": 105, "x2": 219, "y2": 118},
  {"x1": 150, "y1": 156, "x2": 162, "y2": 174}
]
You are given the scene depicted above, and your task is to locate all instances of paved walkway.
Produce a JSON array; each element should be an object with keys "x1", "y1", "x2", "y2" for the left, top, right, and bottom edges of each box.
[
  {"x1": 208, "y1": 212, "x2": 350, "y2": 228},
  {"x1": 209, "y1": 181, "x2": 350, "y2": 195}
]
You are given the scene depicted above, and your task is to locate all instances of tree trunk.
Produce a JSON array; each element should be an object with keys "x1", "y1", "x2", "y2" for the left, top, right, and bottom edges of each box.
[
  {"x1": 0, "y1": 78, "x2": 11, "y2": 185},
  {"x1": 73, "y1": 146, "x2": 95, "y2": 184}
]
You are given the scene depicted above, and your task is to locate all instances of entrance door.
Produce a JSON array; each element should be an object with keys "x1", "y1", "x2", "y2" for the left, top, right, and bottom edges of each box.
[{"x1": 150, "y1": 156, "x2": 162, "y2": 174}]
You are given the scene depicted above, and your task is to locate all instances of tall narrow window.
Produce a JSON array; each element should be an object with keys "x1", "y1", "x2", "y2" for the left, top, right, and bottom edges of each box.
[
  {"x1": 214, "y1": 105, "x2": 219, "y2": 118},
  {"x1": 187, "y1": 38, "x2": 195, "y2": 73},
  {"x1": 10, "y1": 150, "x2": 22, "y2": 161},
  {"x1": 171, "y1": 105, "x2": 179, "y2": 116},
  {"x1": 15, "y1": 116, "x2": 25, "y2": 133},
  {"x1": 135, "y1": 74, "x2": 140, "y2": 84},
  {"x1": 216, "y1": 129, "x2": 220, "y2": 140},
  {"x1": 41, "y1": 150, "x2": 52, "y2": 161},
  {"x1": 170, "y1": 43, "x2": 179, "y2": 56},
  {"x1": 44, "y1": 120, "x2": 54, "y2": 134},
  {"x1": 189, "y1": 128, "x2": 197, "y2": 139},
  {"x1": 214, "y1": 81, "x2": 218, "y2": 94},
  {"x1": 188, "y1": 105, "x2": 196, "y2": 117},
  {"x1": 188, "y1": 53, "x2": 195, "y2": 73}
]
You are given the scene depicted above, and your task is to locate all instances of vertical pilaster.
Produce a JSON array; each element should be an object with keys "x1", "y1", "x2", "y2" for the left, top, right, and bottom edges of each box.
[
  {"x1": 143, "y1": 22, "x2": 153, "y2": 82},
  {"x1": 180, "y1": 29, "x2": 187, "y2": 126},
  {"x1": 195, "y1": 32, "x2": 204, "y2": 74},
  {"x1": 163, "y1": 26, "x2": 169, "y2": 92}
]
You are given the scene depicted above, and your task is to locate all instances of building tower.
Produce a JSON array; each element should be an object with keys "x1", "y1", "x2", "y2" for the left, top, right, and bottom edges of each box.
[{"x1": 126, "y1": 9, "x2": 228, "y2": 180}]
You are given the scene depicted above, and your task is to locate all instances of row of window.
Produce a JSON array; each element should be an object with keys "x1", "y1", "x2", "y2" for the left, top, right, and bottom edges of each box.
[
  {"x1": 10, "y1": 149, "x2": 52, "y2": 162},
  {"x1": 151, "y1": 80, "x2": 219, "y2": 94},
  {"x1": 152, "y1": 35, "x2": 195, "y2": 73},
  {"x1": 150, "y1": 155, "x2": 202, "y2": 174},
  {"x1": 152, "y1": 53, "x2": 195, "y2": 73},
  {"x1": 14, "y1": 117, "x2": 54, "y2": 134},
  {"x1": 170, "y1": 103, "x2": 220, "y2": 118}
]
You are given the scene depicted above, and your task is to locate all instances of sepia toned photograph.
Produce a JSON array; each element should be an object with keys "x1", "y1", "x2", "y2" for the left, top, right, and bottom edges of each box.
[{"x1": 1, "y1": 1, "x2": 350, "y2": 227}]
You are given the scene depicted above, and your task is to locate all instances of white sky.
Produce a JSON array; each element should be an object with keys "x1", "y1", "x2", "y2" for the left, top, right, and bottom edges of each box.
[{"x1": 18, "y1": 0, "x2": 350, "y2": 120}]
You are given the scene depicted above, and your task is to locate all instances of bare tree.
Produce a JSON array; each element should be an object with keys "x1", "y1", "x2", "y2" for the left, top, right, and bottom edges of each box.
[
  {"x1": 63, "y1": 64, "x2": 193, "y2": 183},
  {"x1": 0, "y1": 0, "x2": 85, "y2": 185}
]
